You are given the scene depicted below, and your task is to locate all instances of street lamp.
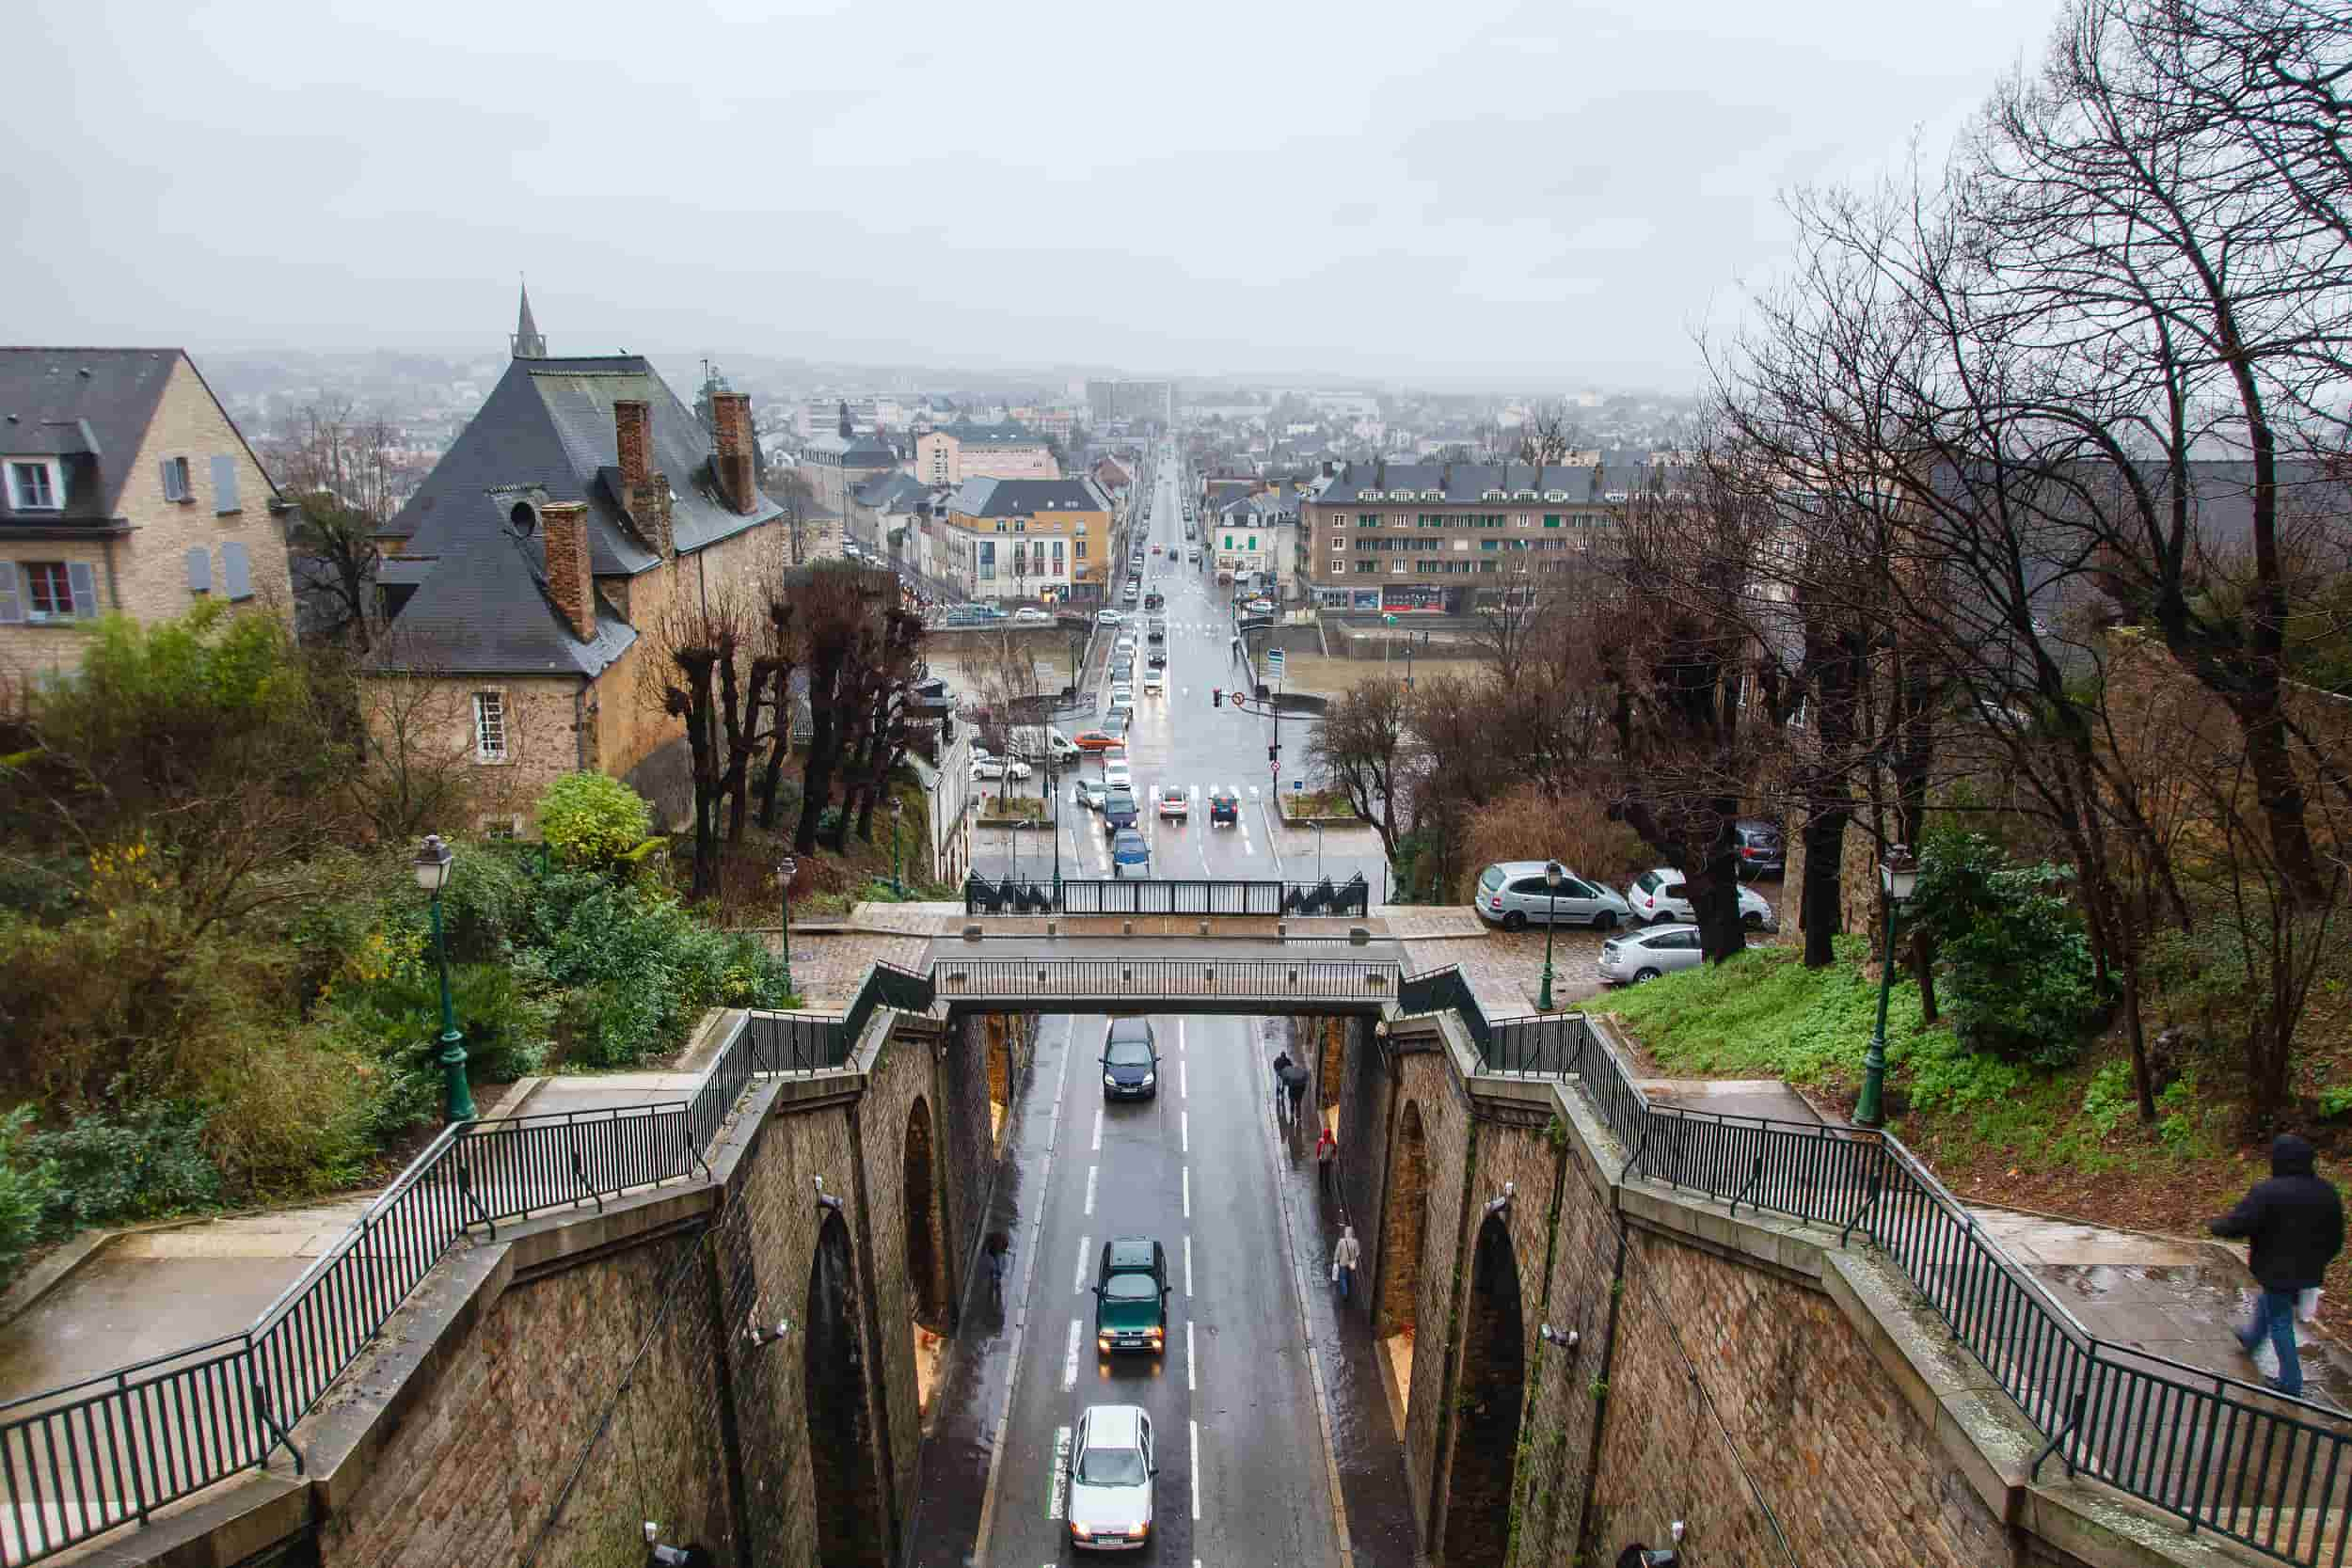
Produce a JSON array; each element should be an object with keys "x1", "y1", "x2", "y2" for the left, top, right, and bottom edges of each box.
[
  {"x1": 1537, "y1": 859, "x2": 1564, "y2": 1012},
  {"x1": 412, "y1": 835, "x2": 474, "y2": 1123},
  {"x1": 890, "y1": 799, "x2": 905, "y2": 896},
  {"x1": 1311, "y1": 821, "x2": 1324, "y2": 882},
  {"x1": 776, "y1": 854, "x2": 798, "y2": 1000},
  {"x1": 1854, "y1": 844, "x2": 1920, "y2": 1128}
]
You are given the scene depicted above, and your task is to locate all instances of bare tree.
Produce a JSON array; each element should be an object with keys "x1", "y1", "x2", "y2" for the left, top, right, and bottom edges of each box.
[
  {"x1": 1307, "y1": 676, "x2": 1416, "y2": 865},
  {"x1": 267, "y1": 398, "x2": 404, "y2": 651},
  {"x1": 341, "y1": 623, "x2": 483, "y2": 841},
  {"x1": 639, "y1": 577, "x2": 778, "y2": 900}
]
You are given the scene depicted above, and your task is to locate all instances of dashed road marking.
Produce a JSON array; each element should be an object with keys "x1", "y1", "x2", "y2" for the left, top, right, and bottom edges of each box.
[
  {"x1": 1186, "y1": 1319, "x2": 1197, "y2": 1392},
  {"x1": 1180, "y1": 1059, "x2": 1188, "y2": 1100},
  {"x1": 1060, "y1": 1318, "x2": 1082, "y2": 1390},
  {"x1": 1181, "y1": 1112, "x2": 1189, "y2": 1154},
  {"x1": 1084, "y1": 1164, "x2": 1097, "y2": 1215},
  {"x1": 1184, "y1": 1233, "x2": 1193, "y2": 1296},
  {"x1": 1183, "y1": 1165, "x2": 1191, "y2": 1217},
  {"x1": 1091, "y1": 1106, "x2": 1103, "y2": 1151},
  {"x1": 1190, "y1": 1419, "x2": 1201, "y2": 1521},
  {"x1": 1074, "y1": 1234, "x2": 1090, "y2": 1294},
  {"x1": 1049, "y1": 1426, "x2": 1071, "y2": 1518}
]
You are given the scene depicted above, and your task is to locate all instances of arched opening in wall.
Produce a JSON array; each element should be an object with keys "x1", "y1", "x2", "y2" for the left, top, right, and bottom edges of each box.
[
  {"x1": 804, "y1": 1211, "x2": 886, "y2": 1568},
  {"x1": 903, "y1": 1095, "x2": 949, "y2": 1420},
  {"x1": 1316, "y1": 1017, "x2": 1344, "y2": 1134},
  {"x1": 985, "y1": 1015, "x2": 1012, "y2": 1156},
  {"x1": 1377, "y1": 1099, "x2": 1430, "y2": 1428},
  {"x1": 1439, "y1": 1212, "x2": 1526, "y2": 1568}
]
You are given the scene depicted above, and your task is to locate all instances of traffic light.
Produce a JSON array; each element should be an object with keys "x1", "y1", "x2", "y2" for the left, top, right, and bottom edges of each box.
[
  {"x1": 1268, "y1": 743, "x2": 1279, "y2": 763},
  {"x1": 1211, "y1": 689, "x2": 1222, "y2": 706}
]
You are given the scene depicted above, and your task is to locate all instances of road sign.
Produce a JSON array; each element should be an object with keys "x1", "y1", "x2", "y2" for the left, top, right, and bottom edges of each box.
[
  {"x1": 1293, "y1": 778, "x2": 1303, "y2": 793},
  {"x1": 1265, "y1": 647, "x2": 1286, "y2": 679}
]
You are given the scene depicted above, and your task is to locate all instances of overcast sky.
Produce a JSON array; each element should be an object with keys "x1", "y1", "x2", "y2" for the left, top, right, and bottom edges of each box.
[{"x1": 3, "y1": 0, "x2": 2067, "y2": 388}]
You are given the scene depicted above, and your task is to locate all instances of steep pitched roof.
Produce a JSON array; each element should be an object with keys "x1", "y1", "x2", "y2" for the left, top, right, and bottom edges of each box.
[
  {"x1": 368, "y1": 519, "x2": 635, "y2": 678},
  {"x1": 853, "y1": 470, "x2": 930, "y2": 512},
  {"x1": 0, "y1": 347, "x2": 270, "y2": 527},
  {"x1": 382, "y1": 355, "x2": 781, "y2": 576},
  {"x1": 946, "y1": 476, "x2": 1110, "y2": 518}
]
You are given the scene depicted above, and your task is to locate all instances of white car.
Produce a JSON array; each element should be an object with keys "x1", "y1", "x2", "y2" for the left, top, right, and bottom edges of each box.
[
  {"x1": 1067, "y1": 1404, "x2": 1156, "y2": 1551},
  {"x1": 1243, "y1": 597, "x2": 1275, "y2": 615},
  {"x1": 1097, "y1": 610, "x2": 1126, "y2": 626},
  {"x1": 1104, "y1": 758, "x2": 1133, "y2": 790},
  {"x1": 1597, "y1": 923, "x2": 1707, "y2": 985},
  {"x1": 971, "y1": 753, "x2": 1033, "y2": 782},
  {"x1": 1153, "y1": 785, "x2": 1189, "y2": 819},
  {"x1": 1013, "y1": 606, "x2": 1054, "y2": 625},
  {"x1": 1625, "y1": 868, "x2": 1775, "y2": 929},
  {"x1": 1115, "y1": 635, "x2": 1137, "y2": 655},
  {"x1": 1141, "y1": 670, "x2": 1166, "y2": 696}
]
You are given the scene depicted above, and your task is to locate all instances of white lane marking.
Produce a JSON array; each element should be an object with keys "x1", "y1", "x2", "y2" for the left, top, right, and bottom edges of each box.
[
  {"x1": 1183, "y1": 1165, "x2": 1191, "y2": 1217},
  {"x1": 1091, "y1": 1105, "x2": 1103, "y2": 1151},
  {"x1": 1060, "y1": 1318, "x2": 1082, "y2": 1390},
  {"x1": 1050, "y1": 1426, "x2": 1071, "y2": 1518},
  {"x1": 1084, "y1": 1164, "x2": 1098, "y2": 1215},
  {"x1": 1178, "y1": 1019, "x2": 1185, "y2": 1054},
  {"x1": 1184, "y1": 1233, "x2": 1193, "y2": 1296},
  {"x1": 1186, "y1": 1319, "x2": 1197, "y2": 1392},
  {"x1": 1181, "y1": 1112, "x2": 1189, "y2": 1154},
  {"x1": 1075, "y1": 1234, "x2": 1090, "y2": 1295},
  {"x1": 1180, "y1": 1059, "x2": 1188, "y2": 1100},
  {"x1": 1191, "y1": 1419, "x2": 1201, "y2": 1521}
]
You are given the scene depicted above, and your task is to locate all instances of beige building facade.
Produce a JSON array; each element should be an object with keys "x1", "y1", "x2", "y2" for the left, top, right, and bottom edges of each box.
[{"x1": 914, "y1": 422, "x2": 1058, "y2": 487}]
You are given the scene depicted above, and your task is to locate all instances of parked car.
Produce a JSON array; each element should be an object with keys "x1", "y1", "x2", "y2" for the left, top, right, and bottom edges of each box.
[
  {"x1": 1092, "y1": 1235, "x2": 1169, "y2": 1352},
  {"x1": 1209, "y1": 788, "x2": 1239, "y2": 826},
  {"x1": 1109, "y1": 659, "x2": 1134, "y2": 683},
  {"x1": 1153, "y1": 784, "x2": 1188, "y2": 817},
  {"x1": 1097, "y1": 610, "x2": 1126, "y2": 626},
  {"x1": 1103, "y1": 787, "x2": 1139, "y2": 832},
  {"x1": 1473, "y1": 861, "x2": 1629, "y2": 930},
  {"x1": 1734, "y1": 819, "x2": 1785, "y2": 879},
  {"x1": 1102, "y1": 710, "x2": 1133, "y2": 739},
  {"x1": 1104, "y1": 755, "x2": 1134, "y2": 788},
  {"x1": 1187, "y1": 547, "x2": 1201, "y2": 562},
  {"x1": 1111, "y1": 827, "x2": 1150, "y2": 879},
  {"x1": 1100, "y1": 1018, "x2": 1159, "y2": 1101},
  {"x1": 1013, "y1": 606, "x2": 1054, "y2": 625},
  {"x1": 1106, "y1": 695, "x2": 1135, "y2": 724},
  {"x1": 1066, "y1": 1403, "x2": 1157, "y2": 1551},
  {"x1": 1243, "y1": 597, "x2": 1275, "y2": 615},
  {"x1": 1121, "y1": 582, "x2": 1140, "y2": 601},
  {"x1": 1625, "y1": 868, "x2": 1776, "y2": 929},
  {"x1": 971, "y1": 753, "x2": 1033, "y2": 783},
  {"x1": 1071, "y1": 777, "x2": 1108, "y2": 811},
  {"x1": 1108, "y1": 683, "x2": 1135, "y2": 707},
  {"x1": 1142, "y1": 670, "x2": 1166, "y2": 696},
  {"x1": 1597, "y1": 923, "x2": 1706, "y2": 985},
  {"x1": 1073, "y1": 729, "x2": 1121, "y2": 752}
]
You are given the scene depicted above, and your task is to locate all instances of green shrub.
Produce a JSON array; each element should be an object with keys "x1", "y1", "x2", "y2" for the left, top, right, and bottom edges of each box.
[
  {"x1": 29, "y1": 1104, "x2": 222, "y2": 1232},
  {"x1": 2081, "y1": 1061, "x2": 2137, "y2": 1136},
  {"x1": 527, "y1": 872, "x2": 787, "y2": 1067},
  {"x1": 0, "y1": 1110, "x2": 56, "y2": 1283},
  {"x1": 537, "y1": 773, "x2": 653, "y2": 867},
  {"x1": 1911, "y1": 829, "x2": 2105, "y2": 1069}
]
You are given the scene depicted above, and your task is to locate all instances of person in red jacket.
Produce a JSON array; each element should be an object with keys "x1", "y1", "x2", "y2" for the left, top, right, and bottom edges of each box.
[{"x1": 2210, "y1": 1134, "x2": 2344, "y2": 1397}]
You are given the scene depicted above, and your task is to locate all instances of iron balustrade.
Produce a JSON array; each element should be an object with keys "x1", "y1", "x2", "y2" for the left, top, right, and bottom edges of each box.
[
  {"x1": 932, "y1": 957, "x2": 1397, "y2": 1003},
  {"x1": 962, "y1": 876, "x2": 1371, "y2": 918}
]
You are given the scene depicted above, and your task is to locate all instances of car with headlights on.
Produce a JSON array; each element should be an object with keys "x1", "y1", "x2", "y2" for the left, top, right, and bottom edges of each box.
[
  {"x1": 1093, "y1": 1236, "x2": 1169, "y2": 1354},
  {"x1": 1071, "y1": 777, "x2": 1108, "y2": 812},
  {"x1": 1597, "y1": 923, "x2": 1707, "y2": 985},
  {"x1": 1102, "y1": 785, "x2": 1139, "y2": 833},
  {"x1": 1101, "y1": 1016, "x2": 1158, "y2": 1100},
  {"x1": 1067, "y1": 1403, "x2": 1156, "y2": 1551}
]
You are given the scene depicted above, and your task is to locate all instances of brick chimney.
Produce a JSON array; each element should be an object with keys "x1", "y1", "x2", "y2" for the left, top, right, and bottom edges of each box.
[
  {"x1": 613, "y1": 398, "x2": 675, "y2": 558},
  {"x1": 541, "y1": 500, "x2": 596, "y2": 641},
  {"x1": 712, "y1": 391, "x2": 756, "y2": 515}
]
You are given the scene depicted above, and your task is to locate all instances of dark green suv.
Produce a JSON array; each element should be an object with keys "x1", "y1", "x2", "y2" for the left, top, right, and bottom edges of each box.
[{"x1": 1092, "y1": 1236, "x2": 1170, "y2": 1355}]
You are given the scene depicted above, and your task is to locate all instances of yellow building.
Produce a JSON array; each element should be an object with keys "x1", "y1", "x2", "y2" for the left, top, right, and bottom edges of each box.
[{"x1": 933, "y1": 477, "x2": 1111, "y2": 606}]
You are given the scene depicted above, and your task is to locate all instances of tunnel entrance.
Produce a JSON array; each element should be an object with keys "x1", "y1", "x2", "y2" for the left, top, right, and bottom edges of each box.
[
  {"x1": 804, "y1": 1211, "x2": 886, "y2": 1568},
  {"x1": 903, "y1": 1095, "x2": 949, "y2": 1421},
  {"x1": 1377, "y1": 1099, "x2": 1430, "y2": 1429},
  {"x1": 1438, "y1": 1212, "x2": 1526, "y2": 1566}
]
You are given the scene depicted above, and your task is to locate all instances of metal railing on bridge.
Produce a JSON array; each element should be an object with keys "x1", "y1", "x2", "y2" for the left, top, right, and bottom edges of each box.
[
  {"x1": 963, "y1": 874, "x2": 1370, "y2": 918},
  {"x1": 933, "y1": 956, "x2": 1395, "y2": 1005},
  {"x1": 1400, "y1": 968, "x2": 2352, "y2": 1568}
]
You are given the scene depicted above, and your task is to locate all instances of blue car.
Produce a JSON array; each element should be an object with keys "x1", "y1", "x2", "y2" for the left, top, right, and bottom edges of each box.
[
  {"x1": 1103, "y1": 787, "x2": 1139, "y2": 832},
  {"x1": 1112, "y1": 829, "x2": 1149, "y2": 879}
]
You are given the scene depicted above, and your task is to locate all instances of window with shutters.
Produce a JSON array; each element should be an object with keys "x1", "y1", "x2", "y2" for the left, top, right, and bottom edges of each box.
[
  {"x1": 161, "y1": 457, "x2": 193, "y2": 502},
  {"x1": 185, "y1": 547, "x2": 212, "y2": 594},
  {"x1": 220, "y1": 542, "x2": 254, "y2": 601},
  {"x1": 7, "y1": 459, "x2": 61, "y2": 511},
  {"x1": 472, "y1": 692, "x2": 508, "y2": 764},
  {"x1": 22, "y1": 562, "x2": 78, "y2": 621},
  {"x1": 210, "y1": 455, "x2": 242, "y2": 515}
]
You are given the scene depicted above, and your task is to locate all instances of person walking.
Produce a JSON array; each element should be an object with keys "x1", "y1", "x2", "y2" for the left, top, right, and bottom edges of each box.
[
  {"x1": 984, "y1": 1227, "x2": 1013, "y2": 1305},
  {"x1": 1315, "y1": 1126, "x2": 1338, "y2": 1198},
  {"x1": 1331, "y1": 1226, "x2": 1362, "y2": 1302},
  {"x1": 1272, "y1": 1052, "x2": 1295, "y2": 1126},
  {"x1": 2210, "y1": 1133, "x2": 2343, "y2": 1398}
]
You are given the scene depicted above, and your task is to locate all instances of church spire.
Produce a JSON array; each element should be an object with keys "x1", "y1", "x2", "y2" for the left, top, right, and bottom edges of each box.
[{"x1": 511, "y1": 279, "x2": 548, "y2": 359}]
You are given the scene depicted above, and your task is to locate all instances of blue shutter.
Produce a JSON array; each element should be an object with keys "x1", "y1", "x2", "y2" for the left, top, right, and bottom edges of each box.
[
  {"x1": 185, "y1": 547, "x2": 212, "y2": 593},
  {"x1": 0, "y1": 562, "x2": 20, "y2": 624},
  {"x1": 67, "y1": 561, "x2": 100, "y2": 620},
  {"x1": 211, "y1": 455, "x2": 240, "y2": 514},
  {"x1": 221, "y1": 542, "x2": 253, "y2": 600}
]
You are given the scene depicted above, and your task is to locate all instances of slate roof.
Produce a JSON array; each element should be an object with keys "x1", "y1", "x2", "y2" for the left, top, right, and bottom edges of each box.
[
  {"x1": 368, "y1": 523, "x2": 636, "y2": 678},
  {"x1": 1308, "y1": 452, "x2": 1683, "y2": 506},
  {"x1": 0, "y1": 347, "x2": 269, "y2": 528},
  {"x1": 807, "y1": 430, "x2": 899, "y2": 466},
  {"x1": 381, "y1": 355, "x2": 781, "y2": 577},
  {"x1": 946, "y1": 476, "x2": 1111, "y2": 518},
  {"x1": 933, "y1": 420, "x2": 1046, "y2": 447},
  {"x1": 853, "y1": 470, "x2": 931, "y2": 513}
]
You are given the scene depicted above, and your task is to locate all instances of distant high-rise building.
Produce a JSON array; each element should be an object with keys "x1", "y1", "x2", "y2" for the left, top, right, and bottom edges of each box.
[{"x1": 1086, "y1": 379, "x2": 1174, "y2": 425}]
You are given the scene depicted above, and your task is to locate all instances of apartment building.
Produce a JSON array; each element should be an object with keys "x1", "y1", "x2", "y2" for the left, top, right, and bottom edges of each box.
[
  {"x1": 1086, "y1": 379, "x2": 1174, "y2": 426},
  {"x1": 935, "y1": 476, "x2": 1111, "y2": 605},
  {"x1": 1300, "y1": 454, "x2": 1670, "y2": 613},
  {"x1": 914, "y1": 420, "x2": 1058, "y2": 486}
]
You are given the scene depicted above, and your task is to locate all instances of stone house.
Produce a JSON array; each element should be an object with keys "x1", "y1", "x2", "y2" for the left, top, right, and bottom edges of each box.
[
  {"x1": 803, "y1": 404, "x2": 900, "y2": 521},
  {"x1": 0, "y1": 347, "x2": 288, "y2": 692},
  {"x1": 365, "y1": 299, "x2": 786, "y2": 831}
]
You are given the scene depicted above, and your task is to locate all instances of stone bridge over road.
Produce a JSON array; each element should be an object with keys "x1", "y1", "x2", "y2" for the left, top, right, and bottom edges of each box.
[{"x1": 1, "y1": 903, "x2": 2340, "y2": 1568}]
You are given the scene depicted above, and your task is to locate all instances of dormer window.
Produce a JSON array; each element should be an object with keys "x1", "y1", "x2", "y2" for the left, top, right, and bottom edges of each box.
[
  {"x1": 1544, "y1": 489, "x2": 1569, "y2": 502},
  {"x1": 8, "y1": 459, "x2": 62, "y2": 511},
  {"x1": 1513, "y1": 488, "x2": 1537, "y2": 500},
  {"x1": 1422, "y1": 489, "x2": 1442, "y2": 501},
  {"x1": 1481, "y1": 488, "x2": 1505, "y2": 501}
]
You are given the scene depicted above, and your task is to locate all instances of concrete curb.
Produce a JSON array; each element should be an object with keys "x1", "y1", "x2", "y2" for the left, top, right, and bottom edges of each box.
[{"x1": 0, "y1": 1228, "x2": 113, "y2": 1329}]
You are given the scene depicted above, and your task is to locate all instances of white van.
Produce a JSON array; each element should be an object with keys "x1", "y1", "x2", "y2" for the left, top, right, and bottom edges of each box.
[{"x1": 1009, "y1": 724, "x2": 1081, "y2": 763}]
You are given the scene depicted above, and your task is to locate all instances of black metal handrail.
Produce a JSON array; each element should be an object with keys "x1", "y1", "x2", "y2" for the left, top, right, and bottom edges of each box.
[
  {"x1": 931, "y1": 956, "x2": 1397, "y2": 1002},
  {"x1": 962, "y1": 875, "x2": 1371, "y2": 918}
]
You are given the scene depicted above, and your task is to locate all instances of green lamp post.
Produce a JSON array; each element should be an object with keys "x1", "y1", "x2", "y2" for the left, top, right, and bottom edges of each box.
[
  {"x1": 776, "y1": 853, "x2": 798, "y2": 999},
  {"x1": 890, "y1": 798, "x2": 906, "y2": 897},
  {"x1": 1854, "y1": 845, "x2": 1920, "y2": 1129},
  {"x1": 1537, "y1": 858, "x2": 1564, "y2": 1012},
  {"x1": 413, "y1": 834, "x2": 474, "y2": 1123}
]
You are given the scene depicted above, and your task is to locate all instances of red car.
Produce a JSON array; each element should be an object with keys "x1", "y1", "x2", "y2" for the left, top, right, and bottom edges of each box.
[{"x1": 1072, "y1": 730, "x2": 1121, "y2": 752}]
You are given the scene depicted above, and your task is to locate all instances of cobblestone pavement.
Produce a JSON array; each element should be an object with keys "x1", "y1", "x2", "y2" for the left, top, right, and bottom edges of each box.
[{"x1": 769, "y1": 930, "x2": 932, "y2": 1006}]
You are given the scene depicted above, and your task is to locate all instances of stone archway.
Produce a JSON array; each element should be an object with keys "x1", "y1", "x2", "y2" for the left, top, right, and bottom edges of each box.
[
  {"x1": 903, "y1": 1096, "x2": 950, "y2": 1422},
  {"x1": 1377, "y1": 1099, "x2": 1431, "y2": 1420},
  {"x1": 804, "y1": 1211, "x2": 886, "y2": 1568},
  {"x1": 1439, "y1": 1212, "x2": 1527, "y2": 1567}
]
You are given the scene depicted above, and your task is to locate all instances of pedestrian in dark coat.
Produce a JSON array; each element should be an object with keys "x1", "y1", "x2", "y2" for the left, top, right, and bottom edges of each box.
[{"x1": 2210, "y1": 1133, "x2": 2344, "y2": 1398}]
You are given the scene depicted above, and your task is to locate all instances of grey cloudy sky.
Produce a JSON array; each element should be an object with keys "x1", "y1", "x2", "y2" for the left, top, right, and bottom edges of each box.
[{"x1": 4, "y1": 0, "x2": 2065, "y2": 387}]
